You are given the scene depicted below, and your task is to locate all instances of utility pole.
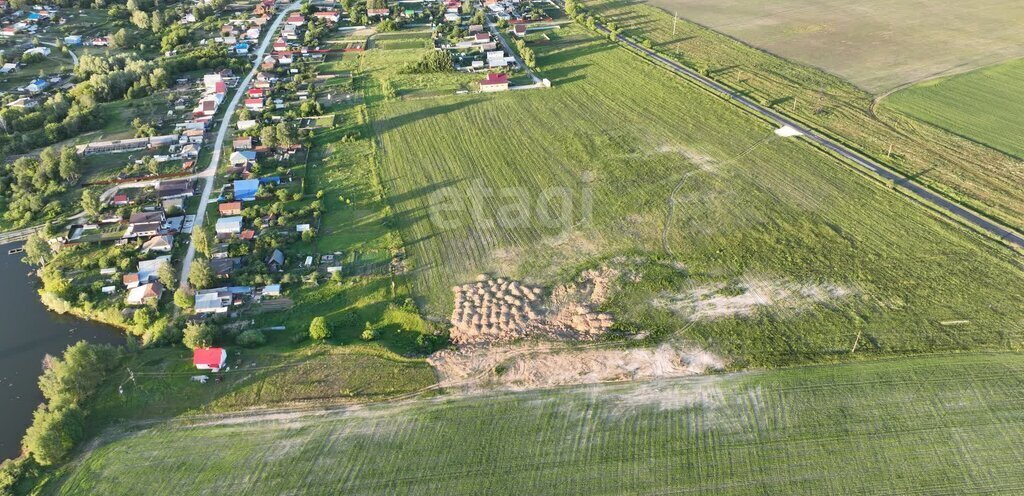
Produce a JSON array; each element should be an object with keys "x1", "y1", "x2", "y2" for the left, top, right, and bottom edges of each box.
[
  {"x1": 850, "y1": 330, "x2": 862, "y2": 353},
  {"x1": 886, "y1": 143, "x2": 893, "y2": 158},
  {"x1": 673, "y1": 12, "x2": 678, "y2": 36}
]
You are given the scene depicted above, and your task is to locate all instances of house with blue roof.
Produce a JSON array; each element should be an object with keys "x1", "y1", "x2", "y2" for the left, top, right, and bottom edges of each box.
[
  {"x1": 26, "y1": 78, "x2": 48, "y2": 93},
  {"x1": 233, "y1": 179, "x2": 260, "y2": 201}
]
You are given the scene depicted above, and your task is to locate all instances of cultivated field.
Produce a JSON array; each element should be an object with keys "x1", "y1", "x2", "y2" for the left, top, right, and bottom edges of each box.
[
  {"x1": 582, "y1": 0, "x2": 1024, "y2": 236},
  {"x1": 641, "y1": 0, "x2": 1024, "y2": 93},
  {"x1": 51, "y1": 353, "x2": 1024, "y2": 495},
  {"x1": 881, "y1": 58, "x2": 1024, "y2": 159},
  {"x1": 363, "y1": 26, "x2": 1024, "y2": 366}
]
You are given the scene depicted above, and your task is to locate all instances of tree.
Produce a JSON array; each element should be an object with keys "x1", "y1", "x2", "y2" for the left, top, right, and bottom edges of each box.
[
  {"x1": 174, "y1": 287, "x2": 193, "y2": 309},
  {"x1": 21, "y1": 405, "x2": 83, "y2": 466},
  {"x1": 308, "y1": 316, "x2": 330, "y2": 340},
  {"x1": 23, "y1": 231, "x2": 52, "y2": 266},
  {"x1": 521, "y1": 46, "x2": 536, "y2": 69},
  {"x1": 274, "y1": 122, "x2": 295, "y2": 148},
  {"x1": 80, "y1": 189, "x2": 102, "y2": 219},
  {"x1": 188, "y1": 258, "x2": 214, "y2": 289},
  {"x1": 156, "y1": 261, "x2": 176, "y2": 287},
  {"x1": 191, "y1": 228, "x2": 211, "y2": 257},
  {"x1": 183, "y1": 322, "x2": 217, "y2": 349},
  {"x1": 301, "y1": 228, "x2": 316, "y2": 242},
  {"x1": 260, "y1": 125, "x2": 277, "y2": 149},
  {"x1": 110, "y1": 28, "x2": 130, "y2": 49}
]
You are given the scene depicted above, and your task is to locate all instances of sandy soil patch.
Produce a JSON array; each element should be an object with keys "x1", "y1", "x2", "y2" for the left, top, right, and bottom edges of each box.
[
  {"x1": 655, "y1": 278, "x2": 850, "y2": 321},
  {"x1": 430, "y1": 342, "x2": 725, "y2": 391}
]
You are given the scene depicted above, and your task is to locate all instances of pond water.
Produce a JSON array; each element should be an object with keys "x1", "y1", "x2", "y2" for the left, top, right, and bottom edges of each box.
[{"x1": 0, "y1": 243, "x2": 122, "y2": 461}]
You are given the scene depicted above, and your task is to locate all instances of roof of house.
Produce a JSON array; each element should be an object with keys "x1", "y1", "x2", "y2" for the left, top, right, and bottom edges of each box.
[
  {"x1": 267, "y1": 249, "x2": 285, "y2": 266},
  {"x1": 215, "y1": 216, "x2": 243, "y2": 233},
  {"x1": 240, "y1": 229, "x2": 255, "y2": 240},
  {"x1": 193, "y1": 348, "x2": 226, "y2": 368},
  {"x1": 234, "y1": 178, "x2": 260, "y2": 201},
  {"x1": 123, "y1": 273, "x2": 139, "y2": 285},
  {"x1": 112, "y1": 194, "x2": 129, "y2": 203},
  {"x1": 127, "y1": 281, "x2": 164, "y2": 303},
  {"x1": 129, "y1": 211, "x2": 165, "y2": 224},
  {"x1": 141, "y1": 235, "x2": 173, "y2": 251},
  {"x1": 219, "y1": 201, "x2": 242, "y2": 214},
  {"x1": 481, "y1": 73, "x2": 509, "y2": 85},
  {"x1": 210, "y1": 257, "x2": 241, "y2": 276}
]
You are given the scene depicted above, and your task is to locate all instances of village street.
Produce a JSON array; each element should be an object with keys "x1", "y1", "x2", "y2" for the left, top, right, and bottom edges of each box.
[{"x1": 177, "y1": 0, "x2": 303, "y2": 287}]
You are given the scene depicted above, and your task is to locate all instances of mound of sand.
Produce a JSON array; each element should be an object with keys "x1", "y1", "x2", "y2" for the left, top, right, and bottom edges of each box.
[{"x1": 429, "y1": 342, "x2": 725, "y2": 391}]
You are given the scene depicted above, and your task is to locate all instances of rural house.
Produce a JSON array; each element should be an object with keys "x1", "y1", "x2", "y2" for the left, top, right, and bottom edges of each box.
[{"x1": 192, "y1": 348, "x2": 227, "y2": 371}]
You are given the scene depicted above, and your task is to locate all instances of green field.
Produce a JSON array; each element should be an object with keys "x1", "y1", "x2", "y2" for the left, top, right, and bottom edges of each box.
[
  {"x1": 882, "y1": 58, "x2": 1024, "y2": 159},
  {"x1": 580, "y1": 0, "x2": 1024, "y2": 236},
  {"x1": 361, "y1": 26, "x2": 1024, "y2": 366},
  {"x1": 641, "y1": 0, "x2": 1024, "y2": 93},
  {"x1": 50, "y1": 353, "x2": 1024, "y2": 495}
]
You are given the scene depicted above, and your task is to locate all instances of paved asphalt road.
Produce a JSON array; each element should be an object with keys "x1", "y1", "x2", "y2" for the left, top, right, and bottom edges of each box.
[
  {"x1": 178, "y1": 1, "x2": 302, "y2": 287},
  {"x1": 576, "y1": 17, "x2": 1024, "y2": 252}
]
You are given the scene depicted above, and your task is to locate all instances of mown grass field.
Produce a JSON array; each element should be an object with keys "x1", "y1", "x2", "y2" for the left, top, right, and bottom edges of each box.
[
  {"x1": 49, "y1": 353, "x2": 1024, "y2": 495},
  {"x1": 641, "y1": 0, "x2": 1024, "y2": 93},
  {"x1": 881, "y1": 58, "x2": 1024, "y2": 159},
  {"x1": 361, "y1": 26, "x2": 1024, "y2": 366},
  {"x1": 581, "y1": 0, "x2": 1024, "y2": 232}
]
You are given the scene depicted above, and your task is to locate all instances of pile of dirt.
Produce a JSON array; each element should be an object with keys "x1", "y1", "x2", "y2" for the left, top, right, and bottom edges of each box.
[
  {"x1": 547, "y1": 267, "x2": 618, "y2": 339},
  {"x1": 429, "y1": 342, "x2": 725, "y2": 391}
]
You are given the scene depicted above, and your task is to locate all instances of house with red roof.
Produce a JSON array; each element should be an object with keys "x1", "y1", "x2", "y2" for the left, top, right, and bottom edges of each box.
[
  {"x1": 244, "y1": 98, "x2": 264, "y2": 111},
  {"x1": 219, "y1": 201, "x2": 243, "y2": 216},
  {"x1": 110, "y1": 194, "x2": 131, "y2": 206},
  {"x1": 511, "y1": 24, "x2": 527, "y2": 37},
  {"x1": 193, "y1": 348, "x2": 227, "y2": 371},
  {"x1": 286, "y1": 13, "x2": 304, "y2": 26},
  {"x1": 247, "y1": 87, "x2": 265, "y2": 98},
  {"x1": 479, "y1": 72, "x2": 509, "y2": 92},
  {"x1": 368, "y1": 8, "x2": 389, "y2": 16},
  {"x1": 273, "y1": 37, "x2": 288, "y2": 52}
]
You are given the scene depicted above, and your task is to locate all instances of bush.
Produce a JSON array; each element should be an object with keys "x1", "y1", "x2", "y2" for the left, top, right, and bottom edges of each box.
[
  {"x1": 236, "y1": 329, "x2": 266, "y2": 347},
  {"x1": 360, "y1": 323, "x2": 376, "y2": 341},
  {"x1": 309, "y1": 316, "x2": 330, "y2": 340}
]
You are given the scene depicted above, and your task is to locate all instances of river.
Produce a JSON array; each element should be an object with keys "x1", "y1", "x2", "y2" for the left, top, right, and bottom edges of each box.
[{"x1": 0, "y1": 243, "x2": 122, "y2": 461}]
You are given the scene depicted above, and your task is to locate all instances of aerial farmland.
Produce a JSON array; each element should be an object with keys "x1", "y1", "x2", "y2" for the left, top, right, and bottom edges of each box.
[{"x1": 2, "y1": 0, "x2": 1024, "y2": 494}]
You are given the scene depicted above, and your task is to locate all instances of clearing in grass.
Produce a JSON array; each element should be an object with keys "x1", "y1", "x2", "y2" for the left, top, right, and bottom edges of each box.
[{"x1": 50, "y1": 353, "x2": 1024, "y2": 495}]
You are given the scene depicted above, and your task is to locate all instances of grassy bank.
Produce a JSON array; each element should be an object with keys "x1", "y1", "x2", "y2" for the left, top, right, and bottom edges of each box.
[{"x1": 48, "y1": 352, "x2": 1024, "y2": 495}]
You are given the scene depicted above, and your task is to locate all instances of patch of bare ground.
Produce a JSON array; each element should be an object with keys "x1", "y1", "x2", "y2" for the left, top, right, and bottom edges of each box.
[
  {"x1": 436, "y1": 266, "x2": 725, "y2": 391},
  {"x1": 430, "y1": 342, "x2": 725, "y2": 391},
  {"x1": 655, "y1": 277, "x2": 851, "y2": 321}
]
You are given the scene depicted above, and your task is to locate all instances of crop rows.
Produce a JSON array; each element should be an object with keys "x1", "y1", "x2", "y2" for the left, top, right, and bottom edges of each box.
[{"x1": 54, "y1": 353, "x2": 1024, "y2": 495}]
